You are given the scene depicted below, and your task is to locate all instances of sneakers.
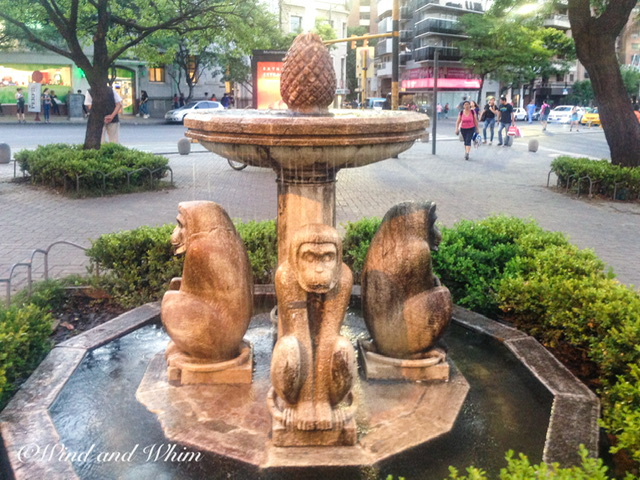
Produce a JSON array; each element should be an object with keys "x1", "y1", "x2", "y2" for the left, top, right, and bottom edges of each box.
[
  {"x1": 497, "y1": 142, "x2": 503, "y2": 146},
  {"x1": 464, "y1": 153, "x2": 469, "y2": 161},
  {"x1": 489, "y1": 141, "x2": 493, "y2": 145},
  {"x1": 482, "y1": 140, "x2": 487, "y2": 144},
  {"x1": 143, "y1": 114, "x2": 150, "y2": 119}
]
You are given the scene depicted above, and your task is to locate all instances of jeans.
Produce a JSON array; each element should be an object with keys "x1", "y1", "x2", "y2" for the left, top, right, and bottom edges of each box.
[
  {"x1": 497, "y1": 122, "x2": 511, "y2": 144},
  {"x1": 43, "y1": 104, "x2": 51, "y2": 121},
  {"x1": 140, "y1": 102, "x2": 149, "y2": 115},
  {"x1": 483, "y1": 117, "x2": 496, "y2": 142}
]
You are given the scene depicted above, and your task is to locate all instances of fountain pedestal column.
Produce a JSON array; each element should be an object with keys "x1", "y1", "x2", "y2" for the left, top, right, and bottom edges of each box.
[{"x1": 276, "y1": 169, "x2": 337, "y2": 263}]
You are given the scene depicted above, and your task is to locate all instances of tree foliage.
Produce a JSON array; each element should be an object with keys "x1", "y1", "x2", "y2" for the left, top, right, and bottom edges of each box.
[
  {"x1": 458, "y1": 12, "x2": 575, "y2": 103},
  {"x1": 133, "y1": 3, "x2": 289, "y2": 102},
  {"x1": 0, "y1": 0, "x2": 257, "y2": 149}
]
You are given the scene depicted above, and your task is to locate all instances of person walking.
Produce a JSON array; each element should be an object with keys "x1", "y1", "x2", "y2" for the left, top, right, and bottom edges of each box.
[
  {"x1": 540, "y1": 100, "x2": 551, "y2": 131},
  {"x1": 437, "y1": 103, "x2": 443, "y2": 120},
  {"x1": 221, "y1": 93, "x2": 231, "y2": 109},
  {"x1": 455, "y1": 100, "x2": 479, "y2": 161},
  {"x1": 444, "y1": 103, "x2": 450, "y2": 119},
  {"x1": 139, "y1": 90, "x2": 150, "y2": 118},
  {"x1": 172, "y1": 94, "x2": 179, "y2": 109},
  {"x1": 179, "y1": 93, "x2": 185, "y2": 107},
  {"x1": 526, "y1": 100, "x2": 535, "y2": 124},
  {"x1": 15, "y1": 87, "x2": 26, "y2": 124},
  {"x1": 470, "y1": 100, "x2": 480, "y2": 117},
  {"x1": 42, "y1": 88, "x2": 52, "y2": 123},
  {"x1": 481, "y1": 96, "x2": 498, "y2": 144},
  {"x1": 496, "y1": 96, "x2": 514, "y2": 146},
  {"x1": 569, "y1": 106, "x2": 580, "y2": 132}
]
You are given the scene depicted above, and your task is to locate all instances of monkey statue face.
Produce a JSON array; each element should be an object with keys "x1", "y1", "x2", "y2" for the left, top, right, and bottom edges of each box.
[
  {"x1": 296, "y1": 242, "x2": 339, "y2": 294},
  {"x1": 171, "y1": 213, "x2": 187, "y2": 255}
]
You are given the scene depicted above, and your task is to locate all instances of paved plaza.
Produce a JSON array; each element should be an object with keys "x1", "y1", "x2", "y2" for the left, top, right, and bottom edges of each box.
[{"x1": 1, "y1": 120, "x2": 639, "y2": 300}]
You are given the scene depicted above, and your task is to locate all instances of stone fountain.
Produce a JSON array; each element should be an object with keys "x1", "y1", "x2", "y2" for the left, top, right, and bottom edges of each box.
[
  {"x1": 136, "y1": 33, "x2": 467, "y2": 467},
  {"x1": 0, "y1": 33, "x2": 600, "y2": 480}
]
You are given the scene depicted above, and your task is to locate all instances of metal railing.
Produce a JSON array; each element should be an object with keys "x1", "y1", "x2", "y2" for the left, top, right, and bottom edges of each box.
[{"x1": 0, "y1": 241, "x2": 90, "y2": 306}]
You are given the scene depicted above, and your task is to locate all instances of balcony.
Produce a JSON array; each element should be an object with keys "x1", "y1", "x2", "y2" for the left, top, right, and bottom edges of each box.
[
  {"x1": 400, "y1": 29, "x2": 414, "y2": 43},
  {"x1": 412, "y1": 46, "x2": 461, "y2": 62},
  {"x1": 543, "y1": 14, "x2": 571, "y2": 30},
  {"x1": 400, "y1": 52, "x2": 411, "y2": 66},
  {"x1": 414, "y1": 18, "x2": 464, "y2": 37},
  {"x1": 400, "y1": 5, "x2": 410, "y2": 20},
  {"x1": 376, "y1": 38, "x2": 393, "y2": 56}
]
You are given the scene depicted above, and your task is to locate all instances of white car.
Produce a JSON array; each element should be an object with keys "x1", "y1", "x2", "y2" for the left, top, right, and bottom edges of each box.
[
  {"x1": 548, "y1": 105, "x2": 585, "y2": 124},
  {"x1": 164, "y1": 100, "x2": 225, "y2": 123},
  {"x1": 513, "y1": 107, "x2": 528, "y2": 121}
]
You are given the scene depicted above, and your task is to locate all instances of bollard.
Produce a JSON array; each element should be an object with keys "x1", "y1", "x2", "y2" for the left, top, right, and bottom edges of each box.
[
  {"x1": 0, "y1": 143, "x2": 10, "y2": 164},
  {"x1": 177, "y1": 138, "x2": 191, "y2": 155},
  {"x1": 528, "y1": 139, "x2": 539, "y2": 152}
]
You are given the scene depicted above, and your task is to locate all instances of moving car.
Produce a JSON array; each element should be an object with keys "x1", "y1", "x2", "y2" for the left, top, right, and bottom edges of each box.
[
  {"x1": 164, "y1": 100, "x2": 224, "y2": 123},
  {"x1": 548, "y1": 105, "x2": 585, "y2": 124},
  {"x1": 579, "y1": 107, "x2": 601, "y2": 126},
  {"x1": 513, "y1": 107, "x2": 528, "y2": 121}
]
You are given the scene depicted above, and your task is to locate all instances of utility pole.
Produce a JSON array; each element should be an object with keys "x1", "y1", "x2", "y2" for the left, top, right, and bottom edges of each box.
[
  {"x1": 432, "y1": 48, "x2": 439, "y2": 155},
  {"x1": 392, "y1": 0, "x2": 400, "y2": 110}
]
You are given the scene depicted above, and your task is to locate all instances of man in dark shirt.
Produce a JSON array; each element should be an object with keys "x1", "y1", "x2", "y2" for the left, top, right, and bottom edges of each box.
[{"x1": 497, "y1": 96, "x2": 515, "y2": 146}]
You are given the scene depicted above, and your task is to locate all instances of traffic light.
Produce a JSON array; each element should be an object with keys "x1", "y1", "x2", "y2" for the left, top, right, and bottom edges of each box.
[
  {"x1": 363, "y1": 39, "x2": 369, "y2": 48},
  {"x1": 351, "y1": 35, "x2": 357, "y2": 49}
]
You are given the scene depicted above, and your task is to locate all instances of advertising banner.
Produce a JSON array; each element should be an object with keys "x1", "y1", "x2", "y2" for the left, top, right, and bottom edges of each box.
[
  {"x1": 28, "y1": 83, "x2": 42, "y2": 112},
  {"x1": 252, "y1": 50, "x2": 287, "y2": 109}
]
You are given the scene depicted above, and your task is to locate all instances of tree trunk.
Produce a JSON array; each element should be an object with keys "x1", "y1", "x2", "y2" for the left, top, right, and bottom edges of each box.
[
  {"x1": 83, "y1": 81, "x2": 111, "y2": 150},
  {"x1": 569, "y1": 0, "x2": 640, "y2": 167}
]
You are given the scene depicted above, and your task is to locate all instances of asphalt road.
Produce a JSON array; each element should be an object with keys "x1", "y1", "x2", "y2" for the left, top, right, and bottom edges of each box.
[{"x1": 0, "y1": 116, "x2": 613, "y2": 159}]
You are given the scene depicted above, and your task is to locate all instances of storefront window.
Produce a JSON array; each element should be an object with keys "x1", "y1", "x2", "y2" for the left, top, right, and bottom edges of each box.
[
  {"x1": 149, "y1": 66, "x2": 165, "y2": 83},
  {"x1": 0, "y1": 64, "x2": 72, "y2": 105}
]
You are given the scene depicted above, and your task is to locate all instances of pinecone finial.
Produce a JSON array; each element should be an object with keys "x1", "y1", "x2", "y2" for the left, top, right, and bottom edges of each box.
[{"x1": 280, "y1": 33, "x2": 337, "y2": 113}]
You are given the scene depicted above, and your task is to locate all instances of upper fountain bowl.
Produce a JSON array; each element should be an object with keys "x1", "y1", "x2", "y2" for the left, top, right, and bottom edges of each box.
[{"x1": 185, "y1": 109, "x2": 429, "y2": 173}]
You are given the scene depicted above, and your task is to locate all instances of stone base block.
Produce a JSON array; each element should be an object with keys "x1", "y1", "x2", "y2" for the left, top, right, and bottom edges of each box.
[
  {"x1": 166, "y1": 341, "x2": 252, "y2": 385},
  {"x1": 267, "y1": 388, "x2": 357, "y2": 447},
  {"x1": 358, "y1": 340, "x2": 449, "y2": 382}
]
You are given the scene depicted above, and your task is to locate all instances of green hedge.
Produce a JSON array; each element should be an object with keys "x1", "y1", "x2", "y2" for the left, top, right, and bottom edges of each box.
[
  {"x1": 551, "y1": 156, "x2": 640, "y2": 200},
  {"x1": 446, "y1": 446, "x2": 616, "y2": 480},
  {"x1": 86, "y1": 220, "x2": 278, "y2": 307},
  {"x1": 15, "y1": 143, "x2": 169, "y2": 195},
  {"x1": 0, "y1": 304, "x2": 53, "y2": 408},
  {"x1": 342, "y1": 217, "x2": 382, "y2": 280}
]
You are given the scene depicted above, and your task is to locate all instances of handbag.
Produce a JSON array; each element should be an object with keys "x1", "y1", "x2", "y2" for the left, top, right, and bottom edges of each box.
[{"x1": 507, "y1": 125, "x2": 520, "y2": 137}]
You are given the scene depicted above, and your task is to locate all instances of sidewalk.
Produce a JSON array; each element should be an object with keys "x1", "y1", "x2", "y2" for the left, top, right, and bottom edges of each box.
[
  {"x1": 1, "y1": 120, "x2": 638, "y2": 302},
  {"x1": 0, "y1": 112, "x2": 166, "y2": 125}
]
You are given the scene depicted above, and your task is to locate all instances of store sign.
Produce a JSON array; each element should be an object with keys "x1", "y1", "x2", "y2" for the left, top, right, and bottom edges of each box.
[
  {"x1": 252, "y1": 50, "x2": 287, "y2": 109},
  {"x1": 28, "y1": 83, "x2": 42, "y2": 112},
  {"x1": 402, "y1": 78, "x2": 481, "y2": 89}
]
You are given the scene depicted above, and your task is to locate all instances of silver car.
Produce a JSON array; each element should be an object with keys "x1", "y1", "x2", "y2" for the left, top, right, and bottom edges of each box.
[{"x1": 164, "y1": 100, "x2": 225, "y2": 123}]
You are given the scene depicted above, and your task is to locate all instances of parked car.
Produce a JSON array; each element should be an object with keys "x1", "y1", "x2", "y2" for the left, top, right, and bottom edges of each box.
[
  {"x1": 579, "y1": 107, "x2": 601, "y2": 126},
  {"x1": 164, "y1": 100, "x2": 224, "y2": 123},
  {"x1": 548, "y1": 105, "x2": 585, "y2": 124}
]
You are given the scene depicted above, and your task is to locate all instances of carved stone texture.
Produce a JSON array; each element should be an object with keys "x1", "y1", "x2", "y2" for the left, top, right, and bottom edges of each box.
[
  {"x1": 161, "y1": 201, "x2": 253, "y2": 384},
  {"x1": 269, "y1": 224, "x2": 356, "y2": 446},
  {"x1": 280, "y1": 33, "x2": 337, "y2": 113},
  {"x1": 362, "y1": 202, "x2": 453, "y2": 361}
]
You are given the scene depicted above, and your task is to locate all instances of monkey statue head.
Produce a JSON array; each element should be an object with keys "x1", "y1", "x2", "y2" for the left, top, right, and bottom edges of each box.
[
  {"x1": 171, "y1": 201, "x2": 235, "y2": 255},
  {"x1": 381, "y1": 201, "x2": 441, "y2": 252},
  {"x1": 290, "y1": 224, "x2": 343, "y2": 294}
]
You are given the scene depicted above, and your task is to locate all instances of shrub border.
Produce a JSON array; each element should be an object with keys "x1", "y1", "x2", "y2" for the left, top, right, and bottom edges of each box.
[{"x1": 0, "y1": 299, "x2": 598, "y2": 479}]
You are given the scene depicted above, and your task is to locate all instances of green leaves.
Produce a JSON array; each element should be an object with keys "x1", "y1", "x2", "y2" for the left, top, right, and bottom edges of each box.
[{"x1": 16, "y1": 143, "x2": 170, "y2": 195}]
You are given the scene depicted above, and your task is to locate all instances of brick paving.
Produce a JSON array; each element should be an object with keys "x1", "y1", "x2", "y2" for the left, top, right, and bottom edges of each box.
[{"x1": 1, "y1": 125, "x2": 639, "y2": 301}]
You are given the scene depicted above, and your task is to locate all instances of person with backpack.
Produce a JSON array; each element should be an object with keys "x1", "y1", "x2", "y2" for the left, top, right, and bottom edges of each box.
[
  {"x1": 481, "y1": 96, "x2": 499, "y2": 145},
  {"x1": 540, "y1": 101, "x2": 551, "y2": 131}
]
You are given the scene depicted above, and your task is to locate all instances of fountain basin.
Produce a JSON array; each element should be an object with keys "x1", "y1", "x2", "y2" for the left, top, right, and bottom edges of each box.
[
  {"x1": 185, "y1": 110, "x2": 429, "y2": 171},
  {"x1": 0, "y1": 300, "x2": 599, "y2": 480}
]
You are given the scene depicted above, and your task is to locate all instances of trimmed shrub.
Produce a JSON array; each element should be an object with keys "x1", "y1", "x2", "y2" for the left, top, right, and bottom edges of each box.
[
  {"x1": 87, "y1": 220, "x2": 278, "y2": 306},
  {"x1": 446, "y1": 446, "x2": 614, "y2": 479},
  {"x1": 14, "y1": 143, "x2": 169, "y2": 195},
  {"x1": 342, "y1": 217, "x2": 382, "y2": 282},
  {"x1": 551, "y1": 156, "x2": 640, "y2": 200},
  {"x1": 0, "y1": 304, "x2": 53, "y2": 407},
  {"x1": 234, "y1": 220, "x2": 278, "y2": 284},
  {"x1": 86, "y1": 224, "x2": 183, "y2": 307},
  {"x1": 432, "y1": 216, "x2": 546, "y2": 317}
]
